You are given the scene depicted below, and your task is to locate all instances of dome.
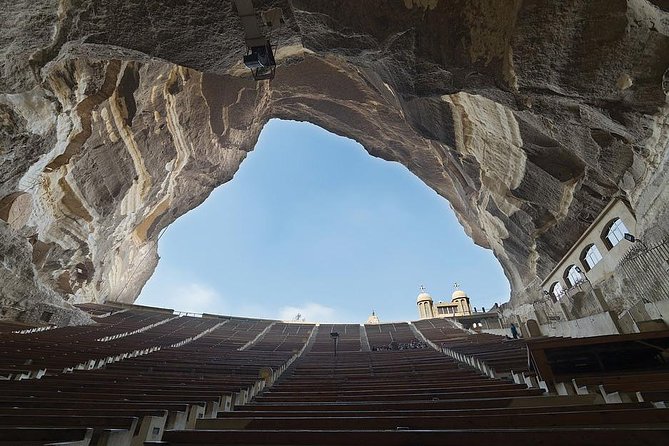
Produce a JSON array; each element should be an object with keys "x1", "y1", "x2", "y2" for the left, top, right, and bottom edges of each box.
[
  {"x1": 451, "y1": 289, "x2": 468, "y2": 300},
  {"x1": 417, "y1": 292, "x2": 433, "y2": 303},
  {"x1": 366, "y1": 311, "x2": 380, "y2": 325}
]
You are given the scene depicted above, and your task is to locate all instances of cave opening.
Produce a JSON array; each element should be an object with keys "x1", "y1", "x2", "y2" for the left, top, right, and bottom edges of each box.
[{"x1": 135, "y1": 119, "x2": 510, "y2": 322}]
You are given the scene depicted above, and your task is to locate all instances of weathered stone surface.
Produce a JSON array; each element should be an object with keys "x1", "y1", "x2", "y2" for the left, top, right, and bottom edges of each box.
[
  {"x1": 0, "y1": 221, "x2": 92, "y2": 326},
  {"x1": 0, "y1": 0, "x2": 667, "y2": 324}
]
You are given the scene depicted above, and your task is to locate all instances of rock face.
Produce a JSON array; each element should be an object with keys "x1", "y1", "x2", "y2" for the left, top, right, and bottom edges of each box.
[{"x1": 0, "y1": 0, "x2": 668, "y2": 325}]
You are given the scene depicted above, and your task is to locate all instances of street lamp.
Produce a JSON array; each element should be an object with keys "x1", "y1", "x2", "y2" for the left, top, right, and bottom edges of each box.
[
  {"x1": 330, "y1": 332, "x2": 340, "y2": 357},
  {"x1": 574, "y1": 266, "x2": 591, "y2": 286}
]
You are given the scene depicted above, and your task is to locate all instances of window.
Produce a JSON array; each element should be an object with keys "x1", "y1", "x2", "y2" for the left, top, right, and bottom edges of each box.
[
  {"x1": 564, "y1": 264, "x2": 584, "y2": 287},
  {"x1": 550, "y1": 282, "x2": 564, "y2": 299},
  {"x1": 581, "y1": 244, "x2": 603, "y2": 271},
  {"x1": 603, "y1": 218, "x2": 629, "y2": 249},
  {"x1": 439, "y1": 306, "x2": 456, "y2": 315}
]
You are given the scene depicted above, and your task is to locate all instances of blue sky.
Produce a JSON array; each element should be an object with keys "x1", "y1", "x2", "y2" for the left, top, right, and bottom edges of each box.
[{"x1": 136, "y1": 119, "x2": 510, "y2": 322}]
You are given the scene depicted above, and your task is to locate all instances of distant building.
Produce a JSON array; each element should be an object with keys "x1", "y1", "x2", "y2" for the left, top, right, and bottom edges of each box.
[
  {"x1": 366, "y1": 311, "x2": 380, "y2": 325},
  {"x1": 416, "y1": 286, "x2": 472, "y2": 320},
  {"x1": 416, "y1": 286, "x2": 500, "y2": 330}
]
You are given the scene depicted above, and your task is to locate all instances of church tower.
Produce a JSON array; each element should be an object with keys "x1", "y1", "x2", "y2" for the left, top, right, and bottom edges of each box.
[
  {"x1": 451, "y1": 287, "x2": 472, "y2": 315},
  {"x1": 416, "y1": 286, "x2": 434, "y2": 320}
]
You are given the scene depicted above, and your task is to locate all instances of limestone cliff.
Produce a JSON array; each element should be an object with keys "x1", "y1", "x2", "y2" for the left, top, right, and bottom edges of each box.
[{"x1": 0, "y1": 0, "x2": 668, "y2": 325}]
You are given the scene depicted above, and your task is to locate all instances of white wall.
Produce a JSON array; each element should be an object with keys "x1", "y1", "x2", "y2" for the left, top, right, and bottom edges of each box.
[
  {"x1": 538, "y1": 311, "x2": 621, "y2": 338},
  {"x1": 645, "y1": 300, "x2": 669, "y2": 325},
  {"x1": 542, "y1": 200, "x2": 637, "y2": 293},
  {"x1": 481, "y1": 328, "x2": 510, "y2": 337}
]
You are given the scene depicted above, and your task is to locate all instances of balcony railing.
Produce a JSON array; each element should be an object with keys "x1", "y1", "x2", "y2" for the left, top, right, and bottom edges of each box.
[{"x1": 618, "y1": 237, "x2": 669, "y2": 302}]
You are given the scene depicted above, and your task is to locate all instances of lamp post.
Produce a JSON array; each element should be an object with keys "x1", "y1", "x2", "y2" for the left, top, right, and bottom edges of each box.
[
  {"x1": 624, "y1": 232, "x2": 649, "y2": 249},
  {"x1": 574, "y1": 266, "x2": 592, "y2": 293},
  {"x1": 330, "y1": 332, "x2": 339, "y2": 357}
]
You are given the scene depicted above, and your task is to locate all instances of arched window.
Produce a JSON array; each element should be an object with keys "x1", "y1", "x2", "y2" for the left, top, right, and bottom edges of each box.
[
  {"x1": 580, "y1": 244, "x2": 602, "y2": 271},
  {"x1": 602, "y1": 218, "x2": 629, "y2": 249},
  {"x1": 564, "y1": 264, "x2": 584, "y2": 287},
  {"x1": 549, "y1": 281, "x2": 564, "y2": 299}
]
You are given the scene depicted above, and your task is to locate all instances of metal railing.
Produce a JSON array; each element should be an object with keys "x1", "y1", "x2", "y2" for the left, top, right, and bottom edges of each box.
[{"x1": 618, "y1": 237, "x2": 669, "y2": 302}]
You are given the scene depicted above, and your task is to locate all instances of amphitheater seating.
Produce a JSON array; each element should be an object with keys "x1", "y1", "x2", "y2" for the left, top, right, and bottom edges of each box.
[
  {"x1": 414, "y1": 317, "x2": 530, "y2": 377},
  {"x1": 2, "y1": 305, "x2": 669, "y2": 445},
  {"x1": 0, "y1": 320, "x2": 42, "y2": 333},
  {"x1": 0, "y1": 313, "x2": 222, "y2": 378},
  {"x1": 364, "y1": 322, "x2": 423, "y2": 350},
  {"x1": 75, "y1": 303, "x2": 129, "y2": 316},
  {"x1": 154, "y1": 347, "x2": 669, "y2": 445},
  {"x1": 0, "y1": 305, "x2": 310, "y2": 445},
  {"x1": 526, "y1": 330, "x2": 669, "y2": 400},
  {"x1": 415, "y1": 318, "x2": 669, "y2": 404},
  {"x1": 153, "y1": 429, "x2": 669, "y2": 445},
  {"x1": 0, "y1": 427, "x2": 93, "y2": 445},
  {"x1": 192, "y1": 317, "x2": 273, "y2": 350},
  {"x1": 247, "y1": 323, "x2": 314, "y2": 352},
  {"x1": 309, "y1": 324, "x2": 361, "y2": 352},
  {"x1": 527, "y1": 330, "x2": 669, "y2": 381}
]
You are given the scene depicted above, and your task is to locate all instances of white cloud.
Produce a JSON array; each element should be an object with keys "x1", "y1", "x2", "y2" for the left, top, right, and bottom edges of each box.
[
  {"x1": 277, "y1": 302, "x2": 337, "y2": 322},
  {"x1": 138, "y1": 280, "x2": 225, "y2": 315},
  {"x1": 139, "y1": 279, "x2": 340, "y2": 322},
  {"x1": 175, "y1": 283, "x2": 221, "y2": 313}
]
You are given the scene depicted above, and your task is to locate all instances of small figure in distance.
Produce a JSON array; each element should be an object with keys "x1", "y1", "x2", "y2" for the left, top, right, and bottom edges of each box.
[{"x1": 510, "y1": 323, "x2": 520, "y2": 339}]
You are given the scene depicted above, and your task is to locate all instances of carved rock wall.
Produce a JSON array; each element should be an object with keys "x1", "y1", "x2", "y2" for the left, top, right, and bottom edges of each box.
[{"x1": 0, "y1": 0, "x2": 667, "y2": 324}]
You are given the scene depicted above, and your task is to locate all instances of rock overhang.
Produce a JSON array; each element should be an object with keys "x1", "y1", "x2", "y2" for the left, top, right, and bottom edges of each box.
[{"x1": 0, "y1": 0, "x2": 668, "y2": 325}]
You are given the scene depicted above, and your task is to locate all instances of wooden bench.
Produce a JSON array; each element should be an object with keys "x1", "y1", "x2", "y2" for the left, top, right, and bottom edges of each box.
[
  {"x1": 218, "y1": 402, "x2": 654, "y2": 418},
  {"x1": 527, "y1": 330, "x2": 669, "y2": 386},
  {"x1": 0, "y1": 415, "x2": 137, "y2": 446},
  {"x1": 0, "y1": 427, "x2": 93, "y2": 446},
  {"x1": 253, "y1": 387, "x2": 545, "y2": 402},
  {"x1": 197, "y1": 407, "x2": 669, "y2": 430},
  {"x1": 239, "y1": 394, "x2": 602, "y2": 412},
  {"x1": 0, "y1": 399, "x2": 198, "y2": 429},
  {"x1": 150, "y1": 427, "x2": 669, "y2": 446}
]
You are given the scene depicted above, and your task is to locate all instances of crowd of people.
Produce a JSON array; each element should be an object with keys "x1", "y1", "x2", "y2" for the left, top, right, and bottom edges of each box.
[{"x1": 371, "y1": 339, "x2": 428, "y2": 351}]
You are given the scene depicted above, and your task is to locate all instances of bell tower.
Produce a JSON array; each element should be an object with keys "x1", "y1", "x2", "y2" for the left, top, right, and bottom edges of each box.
[{"x1": 416, "y1": 286, "x2": 434, "y2": 320}]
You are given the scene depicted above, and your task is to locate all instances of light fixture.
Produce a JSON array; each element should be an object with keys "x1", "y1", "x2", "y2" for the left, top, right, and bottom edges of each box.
[
  {"x1": 243, "y1": 42, "x2": 276, "y2": 80},
  {"x1": 330, "y1": 332, "x2": 340, "y2": 357},
  {"x1": 624, "y1": 233, "x2": 637, "y2": 242}
]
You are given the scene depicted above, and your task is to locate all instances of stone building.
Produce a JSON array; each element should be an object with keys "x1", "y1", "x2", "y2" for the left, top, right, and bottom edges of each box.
[
  {"x1": 416, "y1": 287, "x2": 472, "y2": 320},
  {"x1": 541, "y1": 198, "x2": 638, "y2": 299},
  {"x1": 489, "y1": 197, "x2": 669, "y2": 339}
]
